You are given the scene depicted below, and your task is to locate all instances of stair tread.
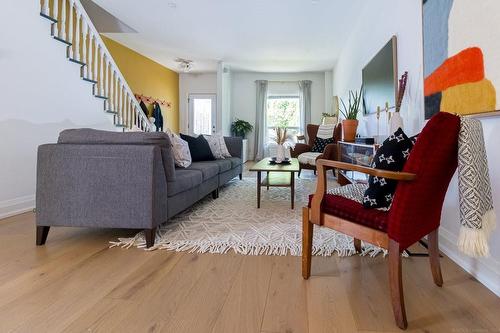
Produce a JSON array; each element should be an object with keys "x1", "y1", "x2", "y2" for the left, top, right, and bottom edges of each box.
[
  {"x1": 69, "y1": 58, "x2": 85, "y2": 66},
  {"x1": 82, "y1": 77, "x2": 98, "y2": 84},
  {"x1": 53, "y1": 36, "x2": 71, "y2": 46},
  {"x1": 40, "y1": 12, "x2": 57, "y2": 23},
  {"x1": 94, "y1": 95, "x2": 108, "y2": 99}
]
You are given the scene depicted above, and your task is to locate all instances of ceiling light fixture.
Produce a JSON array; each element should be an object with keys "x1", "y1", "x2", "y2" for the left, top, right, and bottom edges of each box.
[{"x1": 175, "y1": 58, "x2": 193, "y2": 73}]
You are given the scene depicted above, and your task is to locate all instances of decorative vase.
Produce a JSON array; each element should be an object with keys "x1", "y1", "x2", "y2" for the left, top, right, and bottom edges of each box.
[
  {"x1": 342, "y1": 119, "x2": 358, "y2": 142},
  {"x1": 276, "y1": 144, "x2": 286, "y2": 163},
  {"x1": 389, "y1": 112, "x2": 404, "y2": 132}
]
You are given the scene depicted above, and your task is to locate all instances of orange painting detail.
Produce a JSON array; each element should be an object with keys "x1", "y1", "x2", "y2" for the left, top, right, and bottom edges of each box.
[
  {"x1": 440, "y1": 79, "x2": 496, "y2": 115},
  {"x1": 424, "y1": 47, "x2": 485, "y2": 96}
]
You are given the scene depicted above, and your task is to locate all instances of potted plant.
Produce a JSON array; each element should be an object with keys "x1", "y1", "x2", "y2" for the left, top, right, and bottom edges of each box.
[
  {"x1": 231, "y1": 119, "x2": 253, "y2": 139},
  {"x1": 339, "y1": 89, "x2": 362, "y2": 142}
]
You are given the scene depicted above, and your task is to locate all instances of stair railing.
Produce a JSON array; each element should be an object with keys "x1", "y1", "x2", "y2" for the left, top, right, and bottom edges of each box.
[{"x1": 40, "y1": 0, "x2": 152, "y2": 132}]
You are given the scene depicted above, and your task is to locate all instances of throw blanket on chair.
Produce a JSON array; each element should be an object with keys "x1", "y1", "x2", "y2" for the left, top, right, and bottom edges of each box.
[{"x1": 457, "y1": 117, "x2": 496, "y2": 257}]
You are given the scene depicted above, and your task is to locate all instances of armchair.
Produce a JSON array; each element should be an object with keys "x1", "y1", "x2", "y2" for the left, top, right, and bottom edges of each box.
[
  {"x1": 302, "y1": 112, "x2": 460, "y2": 329},
  {"x1": 291, "y1": 123, "x2": 342, "y2": 177}
]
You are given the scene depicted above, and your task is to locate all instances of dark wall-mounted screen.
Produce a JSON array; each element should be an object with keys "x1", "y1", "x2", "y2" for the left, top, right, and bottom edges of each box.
[{"x1": 362, "y1": 36, "x2": 397, "y2": 115}]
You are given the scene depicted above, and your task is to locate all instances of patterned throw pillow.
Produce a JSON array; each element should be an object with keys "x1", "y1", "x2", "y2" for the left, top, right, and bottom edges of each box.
[
  {"x1": 203, "y1": 134, "x2": 225, "y2": 159},
  {"x1": 363, "y1": 128, "x2": 414, "y2": 209},
  {"x1": 311, "y1": 137, "x2": 335, "y2": 153},
  {"x1": 165, "y1": 129, "x2": 192, "y2": 168}
]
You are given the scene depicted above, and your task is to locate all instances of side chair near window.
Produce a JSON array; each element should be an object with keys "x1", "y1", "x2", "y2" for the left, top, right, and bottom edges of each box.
[
  {"x1": 302, "y1": 112, "x2": 460, "y2": 329},
  {"x1": 291, "y1": 123, "x2": 342, "y2": 177}
]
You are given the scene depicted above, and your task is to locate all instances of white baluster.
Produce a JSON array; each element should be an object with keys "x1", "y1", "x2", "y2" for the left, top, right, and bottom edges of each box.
[
  {"x1": 74, "y1": 9, "x2": 80, "y2": 61},
  {"x1": 68, "y1": 0, "x2": 73, "y2": 57},
  {"x1": 109, "y1": 70, "x2": 114, "y2": 111},
  {"x1": 53, "y1": 0, "x2": 59, "y2": 36},
  {"x1": 117, "y1": 81, "x2": 122, "y2": 122},
  {"x1": 93, "y1": 39, "x2": 98, "y2": 82},
  {"x1": 104, "y1": 56, "x2": 109, "y2": 98},
  {"x1": 60, "y1": 0, "x2": 66, "y2": 39},
  {"x1": 81, "y1": 23, "x2": 87, "y2": 67},
  {"x1": 99, "y1": 49, "x2": 104, "y2": 96},
  {"x1": 102, "y1": 55, "x2": 107, "y2": 98},
  {"x1": 87, "y1": 34, "x2": 93, "y2": 79},
  {"x1": 42, "y1": 0, "x2": 49, "y2": 15}
]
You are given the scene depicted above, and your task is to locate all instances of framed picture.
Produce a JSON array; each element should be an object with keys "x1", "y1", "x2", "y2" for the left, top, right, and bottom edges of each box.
[{"x1": 423, "y1": 0, "x2": 500, "y2": 119}]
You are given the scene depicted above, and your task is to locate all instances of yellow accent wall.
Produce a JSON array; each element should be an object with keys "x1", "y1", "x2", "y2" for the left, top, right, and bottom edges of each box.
[{"x1": 102, "y1": 36, "x2": 179, "y2": 132}]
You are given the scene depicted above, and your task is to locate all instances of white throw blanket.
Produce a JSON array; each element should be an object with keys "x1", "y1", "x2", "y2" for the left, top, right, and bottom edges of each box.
[{"x1": 457, "y1": 117, "x2": 496, "y2": 257}]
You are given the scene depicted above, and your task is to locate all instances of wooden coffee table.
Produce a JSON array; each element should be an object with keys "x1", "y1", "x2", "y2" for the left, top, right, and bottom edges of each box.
[{"x1": 249, "y1": 158, "x2": 300, "y2": 209}]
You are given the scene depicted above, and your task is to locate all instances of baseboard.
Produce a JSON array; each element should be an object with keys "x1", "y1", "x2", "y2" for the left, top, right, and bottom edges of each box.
[
  {"x1": 439, "y1": 227, "x2": 500, "y2": 297},
  {"x1": 0, "y1": 195, "x2": 35, "y2": 220}
]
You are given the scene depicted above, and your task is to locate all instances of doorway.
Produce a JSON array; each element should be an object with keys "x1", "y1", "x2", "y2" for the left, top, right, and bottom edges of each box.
[{"x1": 188, "y1": 94, "x2": 217, "y2": 135}]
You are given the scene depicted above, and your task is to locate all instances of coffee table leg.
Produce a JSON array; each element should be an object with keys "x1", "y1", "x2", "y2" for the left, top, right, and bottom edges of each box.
[
  {"x1": 266, "y1": 171, "x2": 270, "y2": 190},
  {"x1": 257, "y1": 171, "x2": 261, "y2": 208},
  {"x1": 291, "y1": 171, "x2": 295, "y2": 209}
]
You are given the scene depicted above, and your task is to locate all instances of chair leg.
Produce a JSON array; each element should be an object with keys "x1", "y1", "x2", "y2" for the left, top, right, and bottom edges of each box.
[
  {"x1": 353, "y1": 238, "x2": 362, "y2": 253},
  {"x1": 298, "y1": 167, "x2": 302, "y2": 178},
  {"x1": 144, "y1": 227, "x2": 156, "y2": 248},
  {"x1": 388, "y1": 239, "x2": 407, "y2": 330},
  {"x1": 313, "y1": 168, "x2": 317, "y2": 175},
  {"x1": 302, "y1": 207, "x2": 313, "y2": 279},
  {"x1": 428, "y1": 229, "x2": 443, "y2": 287},
  {"x1": 36, "y1": 226, "x2": 50, "y2": 246}
]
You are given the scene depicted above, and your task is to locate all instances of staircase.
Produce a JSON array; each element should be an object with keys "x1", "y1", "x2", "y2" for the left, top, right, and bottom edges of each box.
[{"x1": 39, "y1": 0, "x2": 152, "y2": 132}]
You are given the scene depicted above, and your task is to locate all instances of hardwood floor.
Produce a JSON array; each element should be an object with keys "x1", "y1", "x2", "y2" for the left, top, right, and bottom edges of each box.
[{"x1": 0, "y1": 212, "x2": 499, "y2": 333}]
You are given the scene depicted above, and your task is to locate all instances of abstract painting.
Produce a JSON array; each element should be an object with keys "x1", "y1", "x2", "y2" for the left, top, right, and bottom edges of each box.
[{"x1": 423, "y1": 0, "x2": 500, "y2": 119}]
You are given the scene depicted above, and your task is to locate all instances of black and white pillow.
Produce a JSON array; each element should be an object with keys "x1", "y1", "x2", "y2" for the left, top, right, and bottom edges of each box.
[
  {"x1": 363, "y1": 128, "x2": 414, "y2": 209},
  {"x1": 311, "y1": 137, "x2": 335, "y2": 153}
]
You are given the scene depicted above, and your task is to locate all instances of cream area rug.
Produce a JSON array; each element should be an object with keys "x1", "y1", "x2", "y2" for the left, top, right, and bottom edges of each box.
[{"x1": 110, "y1": 171, "x2": 384, "y2": 256}]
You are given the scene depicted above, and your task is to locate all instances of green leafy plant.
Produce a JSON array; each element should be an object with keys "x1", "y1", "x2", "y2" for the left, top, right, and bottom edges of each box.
[
  {"x1": 231, "y1": 118, "x2": 254, "y2": 138},
  {"x1": 339, "y1": 89, "x2": 363, "y2": 120}
]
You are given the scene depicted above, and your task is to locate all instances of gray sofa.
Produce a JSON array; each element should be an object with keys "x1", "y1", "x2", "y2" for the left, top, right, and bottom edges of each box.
[{"x1": 35, "y1": 129, "x2": 243, "y2": 248}]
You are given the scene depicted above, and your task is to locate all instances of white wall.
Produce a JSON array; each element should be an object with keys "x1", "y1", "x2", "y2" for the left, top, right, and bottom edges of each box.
[
  {"x1": 178, "y1": 73, "x2": 217, "y2": 133},
  {"x1": 332, "y1": 0, "x2": 499, "y2": 296},
  {"x1": 231, "y1": 71, "x2": 326, "y2": 158},
  {"x1": 0, "y1": 1, "x2": 115, "y2": 219},
  {"x1": 332, "y1": 0, "x2": 424, "y2": 137}
]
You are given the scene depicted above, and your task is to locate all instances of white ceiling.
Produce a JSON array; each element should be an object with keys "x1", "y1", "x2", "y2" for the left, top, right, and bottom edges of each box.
[{"x1": 93, "y1": 0, "x2": 365, "y2": 73}]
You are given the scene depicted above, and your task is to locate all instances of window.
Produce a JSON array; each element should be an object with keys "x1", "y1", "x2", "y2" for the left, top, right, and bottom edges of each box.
[{"x1": 266, "y1": 96, "x2": 300, "y2": 139}]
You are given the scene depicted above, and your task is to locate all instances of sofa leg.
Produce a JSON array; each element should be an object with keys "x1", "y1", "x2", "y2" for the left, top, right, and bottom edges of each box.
[
  {"x1": 212, "y1": 189, "x2": 219, "y2": 199},
  {"x1": 239, "y1": 173, "x2": 243, "y2": 180},
  {"x1": 36, "y1": 226, "x2": 50, "y2": 246},
  {"x1": 145, "y1": 227, "x2": 156, "y2": 248}
]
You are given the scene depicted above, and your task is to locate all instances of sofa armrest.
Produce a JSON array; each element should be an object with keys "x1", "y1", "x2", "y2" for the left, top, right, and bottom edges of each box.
[
  {"x1": 224, "y1": 136, "x2": 243, "y2": 159},
  {"x1": 36, "y1": 144, "x2": 168, "y2": 230}
]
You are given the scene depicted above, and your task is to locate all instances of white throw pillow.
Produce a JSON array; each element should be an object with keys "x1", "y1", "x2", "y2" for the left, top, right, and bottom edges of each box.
[
  {"x1": 203, "y1": 134, "x2": 225, "y2": 159},
  {"x1": 218, "y1": 134, "x2": 232, "y2": 158},
  {"x1": 203, "y1": 133, "x2": 232, "y2": 159},
  {"x1": 317, "y1": 124, "x2": 336, "y2": 139},
  {"x1": 166, "y1": 129, "x2": 191, "y2": 168}
]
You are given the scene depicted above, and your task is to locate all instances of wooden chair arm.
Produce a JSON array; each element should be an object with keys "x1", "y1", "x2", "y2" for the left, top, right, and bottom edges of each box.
[
  {"x1": 309, "y1": 159, "x2": 416, "y2": 225},
  {"x1": 316, "y1": 160, "x2": 417, "y2": 181}
]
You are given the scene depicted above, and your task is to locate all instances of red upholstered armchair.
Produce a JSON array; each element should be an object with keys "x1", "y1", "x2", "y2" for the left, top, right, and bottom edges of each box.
[
  {"x1": 302, "y1": 112, "x2": 460, "y2": 329},
  {"x1": 290, "y1": 123, "x2": 342, "y2": 177}
]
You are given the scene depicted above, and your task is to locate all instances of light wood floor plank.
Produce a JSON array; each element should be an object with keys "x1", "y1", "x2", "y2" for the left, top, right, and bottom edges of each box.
[{"x1": 0, "y1": 212, "x2": 498, "y2": 333}]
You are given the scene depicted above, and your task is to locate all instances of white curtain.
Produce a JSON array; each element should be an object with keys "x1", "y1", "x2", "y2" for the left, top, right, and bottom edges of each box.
[
  {"x1": 298, "y1": 80, "x2": 312, "y2": 140},
  {"x1": 254, "y1": 80, "x2": 268, "y2": 160}
]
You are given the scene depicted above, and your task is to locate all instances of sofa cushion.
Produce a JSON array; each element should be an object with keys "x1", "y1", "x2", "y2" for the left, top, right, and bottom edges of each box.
[
  {"x1": 226, "y1": 157, "x2": 242, "y2": 169},
  {"x1": 58, "y1": 128, "x2": 176, "y2": 182},
  {"x1": 168, "y1": 169, "x2": 203, "y2": 197},
  {"x1": 180, "y1": 133, "x2": 215, "y2": 162},
  {"x1": 212, "y1": 159, "x2": 232, "y2": 173},
  {"x1": 187, "y1": 162, "x2": 220, "y2": 181}
]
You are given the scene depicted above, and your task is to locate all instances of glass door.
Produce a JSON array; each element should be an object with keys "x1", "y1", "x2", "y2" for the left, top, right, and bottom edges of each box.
[{"x1": 188, "y1": 94, "x2": 217, "y2": 135}]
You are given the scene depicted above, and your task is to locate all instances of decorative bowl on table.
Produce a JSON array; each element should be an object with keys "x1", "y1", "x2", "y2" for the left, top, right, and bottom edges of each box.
[{"x1": 269, "y1": 157, "x2": 291, "y2": 165}]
